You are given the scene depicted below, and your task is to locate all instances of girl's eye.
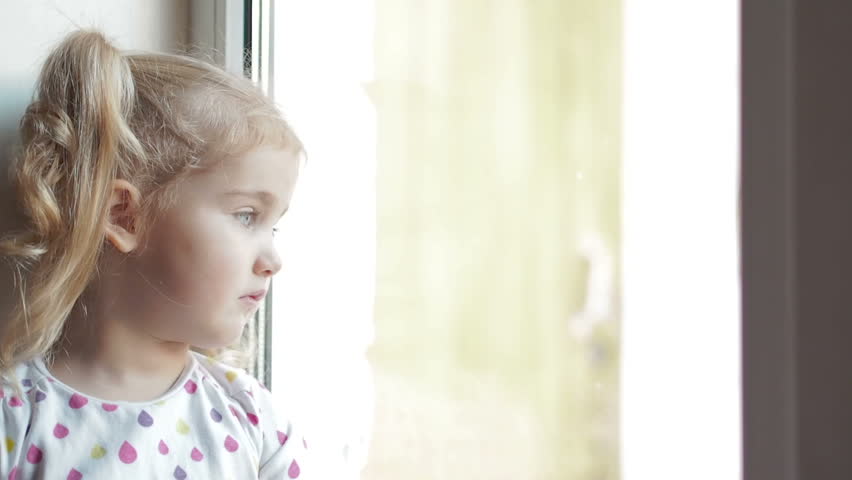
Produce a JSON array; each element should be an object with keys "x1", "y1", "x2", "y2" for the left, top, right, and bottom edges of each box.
[{"x1": 235, "y1": 211, "x2": 258, "y2": 227}]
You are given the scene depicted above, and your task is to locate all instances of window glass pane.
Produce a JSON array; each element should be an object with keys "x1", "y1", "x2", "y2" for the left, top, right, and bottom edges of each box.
[{"x1": 366, "y1": 2, "x2": 621, "y2": 478}]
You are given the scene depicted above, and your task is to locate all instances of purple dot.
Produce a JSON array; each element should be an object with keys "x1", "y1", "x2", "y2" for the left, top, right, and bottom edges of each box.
[
  {"x1": 210, "y1": 408, "x2": 222, "y2": 423},
  {"x1": 174, "y1": 466, "x2": 187, "y2": 479},
  {"x1": 21, "y1": 379, "x2": 32, "y2": 388},
  {"x1": 34, "y1": 391, "x2": 46, "y2": 402},
  {"x1": 137, "y1": 410, "x2": 154, "y2": 427}
]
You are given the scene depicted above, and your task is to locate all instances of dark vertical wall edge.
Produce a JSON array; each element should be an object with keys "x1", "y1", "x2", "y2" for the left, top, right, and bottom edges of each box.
[
  {"x1": 744, "y1": 1, "x2": 852, "y2": 479},
  {"x1": 794, "y1": 1, "x2": 852, "y2": 478},
  {"x1": 741, "y1": 0, "x2": 797, "y2": 479}
]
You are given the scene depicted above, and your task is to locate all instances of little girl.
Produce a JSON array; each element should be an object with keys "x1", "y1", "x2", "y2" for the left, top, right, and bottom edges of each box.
[{"x1": 0, "y1": 30, "x2": 309, "y2": 479}]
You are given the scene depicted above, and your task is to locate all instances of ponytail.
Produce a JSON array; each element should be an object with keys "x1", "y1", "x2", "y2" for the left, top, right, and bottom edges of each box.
[{"x1": 0, "y1": 30, "x2": 145, "y2": 377}]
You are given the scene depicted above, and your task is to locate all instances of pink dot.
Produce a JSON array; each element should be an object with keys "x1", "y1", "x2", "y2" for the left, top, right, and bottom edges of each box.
[
  {"x1": 288, "y1": 459, "x2": 301, "y2": 478},
  {"x1": 118, "y1": 441, "x2": 137, "y2": 464},
  {"x1": 26, "y1": 444, "x2": 43, "y2": 464},
  {"x1": 0, "y1": 388, "x2": 5, "y2": 399},
  {"x1": 102, "y1": 403, "x2": 118, "y2": 412},
  {"x1": 158, "y1": 439, "x2": 169, "y2": 455},
  {"x1": 190, "y1": 447, "x2": 204, "y2": 461},
  {"x1": 247, "y1": 413, "x2": 259, "y2": 426},
  {"x1": 8, "y1": 397, "x2": 22, "y2": 407},
  {"x1": 69, "y1": 394, "x2": 88, "y2": 409},
  {"x1": 8, "y1": 466, "x2": 17, "y2": 480},
  {"x1": 303, "y1": 437, "x2": 308, "y2": 449},
  {"x1": 229, "y1": 405, "x2": 243, "y2": 422},
  {"x1": 184, "y1": 380, "x2": 197, "y2": 394},
  {"x1": 224, "y1": 435, "x2": 239, "y2": 452},
  {"x1": 53, "y1": 423, "x2": 70, "y2": 439},
  {"x1": 277, "y1": 431, "x2": 288, "y2": 445},
  {"x1": 67, "y1": 468, "x2": 82, "y2": 480}
]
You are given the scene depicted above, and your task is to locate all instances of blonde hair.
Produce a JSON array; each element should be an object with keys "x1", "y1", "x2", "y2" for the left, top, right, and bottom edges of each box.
[{"x1": 0, "y1": 30, "x2": 302, "y2": 380}]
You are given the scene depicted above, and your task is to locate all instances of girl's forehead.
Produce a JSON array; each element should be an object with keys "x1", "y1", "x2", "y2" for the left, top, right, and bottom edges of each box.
[
  {"x1": 196, "y1": 146, "x2": 301, "y2": 201},
  {"x1": 207, "y1": 146, "x2": 299, "y2": 182}
]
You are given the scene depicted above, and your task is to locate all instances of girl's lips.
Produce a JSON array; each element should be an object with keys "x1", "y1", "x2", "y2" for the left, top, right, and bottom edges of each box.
[
  {"x1": 240, "y1": 290, "x2": 267, "y2": 309},
  {"x1": 242, "y1": 290, "x2": 267, "y2": 302}
]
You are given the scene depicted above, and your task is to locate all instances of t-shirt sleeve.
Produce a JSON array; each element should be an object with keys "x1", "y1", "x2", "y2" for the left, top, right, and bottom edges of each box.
[
  {"x1": 0, "y1": 385, "x2": 32, "y2": 477},
  {"x1": 236, "y1": 378, "x2": 311, "y2": 480}
]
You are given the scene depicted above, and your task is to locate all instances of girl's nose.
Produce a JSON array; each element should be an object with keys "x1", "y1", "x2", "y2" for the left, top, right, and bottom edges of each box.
[{"x1": 254, "y1": 245, "x2": 283, "y2": 277}]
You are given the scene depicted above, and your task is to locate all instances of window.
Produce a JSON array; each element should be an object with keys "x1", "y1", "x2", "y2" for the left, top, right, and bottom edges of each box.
[{"x1": 222, "y1": 1, "x2": 742, "y2": 479}]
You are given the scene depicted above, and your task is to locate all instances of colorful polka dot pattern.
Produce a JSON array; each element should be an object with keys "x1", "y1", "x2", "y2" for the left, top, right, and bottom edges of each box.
[{"x1": 0, "y1": 353, "x2": 308, "y2": 478}]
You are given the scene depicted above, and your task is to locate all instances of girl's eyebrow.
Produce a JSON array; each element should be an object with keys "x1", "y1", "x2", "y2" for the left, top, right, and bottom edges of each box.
[
  {"x1": 223, "y1": 189, "x2": 276, "y2": 202},
  {"x1": 223, "y1": 189, "x2": 289, "y2": 218}
]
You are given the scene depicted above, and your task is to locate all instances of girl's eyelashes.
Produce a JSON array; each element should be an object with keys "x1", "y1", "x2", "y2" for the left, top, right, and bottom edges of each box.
[{"x1": 235, "y1": 210, "x2": 259, "y2": 228}]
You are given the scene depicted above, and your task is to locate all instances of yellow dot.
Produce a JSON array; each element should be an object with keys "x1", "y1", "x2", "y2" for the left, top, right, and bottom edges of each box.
[
  {"x1": 176, "y1": 419, "x2": 190, "y2": 435},
  {"x1": 5, "y1": 437, "x2": 14, "y2": 452},
  {"x1": 91, "y1": 445, "x2": 106, "y2": 459},
  {"x1": 225, "y1": 371, "x2": 238, "y2": 383}
]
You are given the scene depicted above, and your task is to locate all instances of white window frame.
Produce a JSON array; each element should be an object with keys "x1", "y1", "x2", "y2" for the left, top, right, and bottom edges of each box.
[
  {"x1": 189, "y1": 0, "x2": 248, "y2": 77},
  {"x1": 621, "y1": 2, "x2": 741, "y2": 480}
]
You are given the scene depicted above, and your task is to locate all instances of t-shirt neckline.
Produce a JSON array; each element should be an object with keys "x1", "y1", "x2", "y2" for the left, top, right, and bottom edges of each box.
[{"x1": 30, "y1": 352, "x2": 198, "y2": 408}]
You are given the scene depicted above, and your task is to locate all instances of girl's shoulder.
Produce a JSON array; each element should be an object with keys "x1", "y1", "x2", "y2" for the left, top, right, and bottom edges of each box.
[
  {"x1": 190, "y1": 352, "x2": 274, "y2": 428},
  {"x1": 0, "y1": 358, "x2": 45, "y2": 469},
  {"x1": 190, "y1": 352, "x2": 267, "y2": 398},
  {"x1": 0, "y1": 356, "x2": 52, "y2": 407},
  {"x1": 190, "y1": 353, "x2": 311, "y2": 477}
]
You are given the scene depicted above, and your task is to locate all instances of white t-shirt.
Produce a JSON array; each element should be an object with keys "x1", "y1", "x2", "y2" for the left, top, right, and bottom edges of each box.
[{"x1": 0, "y1": 351, "x2": 309, "y2": 479}]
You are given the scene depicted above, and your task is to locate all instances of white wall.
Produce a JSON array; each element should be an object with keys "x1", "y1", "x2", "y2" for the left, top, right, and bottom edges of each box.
[{"x1": 0, "y1": 0, "x2": 189, "y2": 313}]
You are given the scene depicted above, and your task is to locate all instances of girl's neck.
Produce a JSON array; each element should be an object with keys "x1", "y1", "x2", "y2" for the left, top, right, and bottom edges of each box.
[{"x1": 47, "y1": 301, "x2": 192, "y2": 402}]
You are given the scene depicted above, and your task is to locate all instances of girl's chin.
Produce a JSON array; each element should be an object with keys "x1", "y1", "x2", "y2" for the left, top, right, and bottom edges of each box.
[{"x1": 191, "y1": 322, "x2": 247, "y2": 350}]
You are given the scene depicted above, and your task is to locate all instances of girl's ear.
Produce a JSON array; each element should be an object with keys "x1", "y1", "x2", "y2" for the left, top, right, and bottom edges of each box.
[{"x1": 104, "y1": 179, "x2": 142, "y2": 253}]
